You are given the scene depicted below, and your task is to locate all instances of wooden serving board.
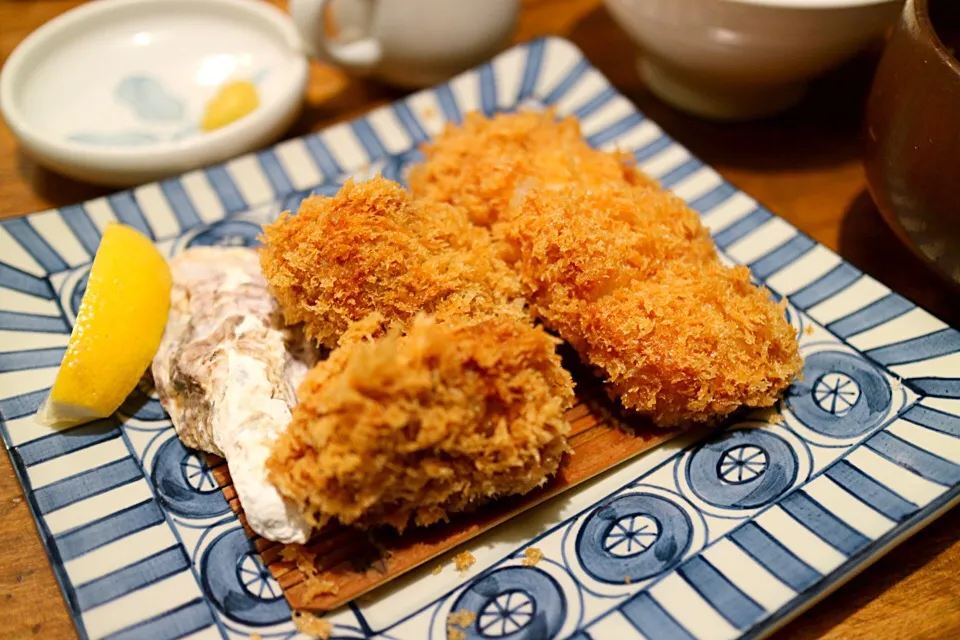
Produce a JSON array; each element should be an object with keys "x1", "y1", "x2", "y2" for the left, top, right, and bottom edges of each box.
[{"x1": 212, "y1": 358, "x2": 679, "y2": 612}]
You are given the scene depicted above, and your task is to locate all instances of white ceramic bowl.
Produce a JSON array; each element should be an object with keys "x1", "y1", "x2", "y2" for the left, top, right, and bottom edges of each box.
[
  {"x1": 0, "y1": 0, "x2": 309, "y2": 187},
  {"x1": 604, "y1": 0, "x2": 904, "y2": 120}
]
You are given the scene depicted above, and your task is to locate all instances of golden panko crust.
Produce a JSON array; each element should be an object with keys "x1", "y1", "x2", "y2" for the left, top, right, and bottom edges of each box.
[
  {"x1": 498, "y1": 185, "x2": 803, "y2": 427},
  {"x1": 408, "y1": 110, "x2": 658, "y2": 226},
  {"x1": 259, "y1": 177, "x2": 524, "y2": 348},
  {"x1": 266, "y1": 315, "x2": 575, "y2": 531}
]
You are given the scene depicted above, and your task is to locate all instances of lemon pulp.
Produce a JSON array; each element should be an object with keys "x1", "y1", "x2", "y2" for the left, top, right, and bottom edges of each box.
[{"x1": 38, "y1": 222, "x2": 172, "y2": 427}]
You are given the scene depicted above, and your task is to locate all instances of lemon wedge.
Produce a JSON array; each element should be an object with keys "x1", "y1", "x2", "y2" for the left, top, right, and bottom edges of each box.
[
  {"x1": 200, "y1": 80, "x2": 260, "y2": 132},
  {"x1": 38, "y1": 223, "x2": 172, "y2": 427}
]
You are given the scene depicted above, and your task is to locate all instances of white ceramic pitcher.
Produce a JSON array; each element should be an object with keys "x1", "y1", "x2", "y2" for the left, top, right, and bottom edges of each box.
[{"x1": 290, "y1": 0, "x2": 519, "y2": 88}]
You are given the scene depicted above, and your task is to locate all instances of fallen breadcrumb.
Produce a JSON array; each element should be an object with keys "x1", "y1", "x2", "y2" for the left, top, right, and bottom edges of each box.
[
  {"x1": 281, "y1": 544, "x2": 318, "y2": 577},
  {"x1": 303, "y1": 575, "x2": 339, "y2": 600},
  {"x1": 521, "y1": 547, "x2": 543, "y2": 567},
  {"x1": 454, "y1": 551, "x2": 476, "y2": 572},
  {"x1": 409, "y1": 110, "x2": 658, "y2": 226},
  {"x1": 448, "y1": 610, "x2": 477, "y2": 627},
  {"x1": 431, "y1": 565, "x2": 443, "y2": 576},
  {"x1": 292, "y1": 611, "x2": 331, "y2": 638},
  {"x1": 448, "y1": 609, "x2": 477, "y2": 639},
  {"x1": 259, "y1": 176, "x2": 525, "y2": 348},
  {"x1": 497, "y1": 185, "x2": 803, "y2": 427},
  {"x1": 268, "y1": 315, "x2": 575, "y2": 531},
  {"x1": 624, "y1": 576, "x2": 632, "y2": 584},
  {"x1": 249, "y1": 634, "x2": 262, "y2": 640}
]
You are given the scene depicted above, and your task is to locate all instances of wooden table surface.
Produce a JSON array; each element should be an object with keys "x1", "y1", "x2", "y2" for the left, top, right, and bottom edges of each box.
[{"x1": 1, "y1": 1, "x2": 958, "y2": 639}]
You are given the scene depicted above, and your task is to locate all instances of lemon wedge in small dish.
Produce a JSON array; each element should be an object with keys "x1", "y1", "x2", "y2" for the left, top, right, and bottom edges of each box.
[
  {"x1": 201, "y1": 80, "x2": 260, "y2": 132},
  {"x1": 38, "y1": 222, "x2": 172, "y2": 427}
]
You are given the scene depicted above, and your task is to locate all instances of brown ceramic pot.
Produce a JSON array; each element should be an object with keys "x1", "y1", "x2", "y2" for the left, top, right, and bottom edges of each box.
[{"x1": 864, "y1": 0, "x2": 960, "y2": 287}]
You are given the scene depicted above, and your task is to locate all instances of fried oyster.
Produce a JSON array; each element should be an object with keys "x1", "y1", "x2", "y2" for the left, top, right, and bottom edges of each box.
[
  {"x1": 259, "y1": 176, "x2": 525, "y2": 349},
  {"x1": 267, "y1": 314, "x2": 574, "y2": 531},
  {"x1": 497, "y1": 184, "x2": 803, "y2": 427}
]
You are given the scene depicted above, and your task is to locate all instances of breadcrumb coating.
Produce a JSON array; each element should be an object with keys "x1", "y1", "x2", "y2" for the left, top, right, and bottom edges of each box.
[
  {"x1": 408, "y1": 110, "x2": 658, "y2": 226},
  {"x1": 498, "y1": 185, "x2": 803, "y2": 427},
  {"x1": 493, "y1": 183, "x2": 717, "y2": 307},
  {"x1": 259, "y1": 176, "x2": 524, "y2": 348},
  {"x1": 267, "y1": 315, "x2": 575, "y2": 531}
]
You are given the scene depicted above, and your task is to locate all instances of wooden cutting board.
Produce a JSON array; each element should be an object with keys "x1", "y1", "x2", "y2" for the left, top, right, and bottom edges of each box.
[{"x1": 211, "y1": 356, "x2": 678, "y2": 612}]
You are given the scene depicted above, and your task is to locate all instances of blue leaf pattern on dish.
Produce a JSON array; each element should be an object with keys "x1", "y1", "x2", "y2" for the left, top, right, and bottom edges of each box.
[
  {"x1": 68, "y1": 131, "x2": 161, "y2": 146},
  {"x1": 251, "y1": 67, "x2": 270, "y2": 85},
  {"x1": 115, "y1": 75, "x2": 185, "y2": 122}
]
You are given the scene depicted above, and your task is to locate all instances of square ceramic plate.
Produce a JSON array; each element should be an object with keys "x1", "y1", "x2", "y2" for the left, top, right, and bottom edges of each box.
[{"x1": 2, "y1": 37, "x2": 959, "y2": 640}]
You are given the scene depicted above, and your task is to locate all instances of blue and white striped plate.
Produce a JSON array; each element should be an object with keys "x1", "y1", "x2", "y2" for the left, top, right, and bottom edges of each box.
[{"x1": 2, "y1": 37, "x2": 958, "y2": 640}]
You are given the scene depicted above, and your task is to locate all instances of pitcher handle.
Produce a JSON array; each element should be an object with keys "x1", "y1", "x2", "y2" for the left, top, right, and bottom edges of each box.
[{"x1": 289, "y1": 0, "x2": 382, "y2": 73}]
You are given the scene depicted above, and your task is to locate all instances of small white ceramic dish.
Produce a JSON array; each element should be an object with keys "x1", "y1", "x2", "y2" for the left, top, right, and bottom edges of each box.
[
  {"x1": 0, "y1": 0, "x2": 308, "y2": 186},
  {"x1": 604, "y1": 0, "x2": 904, "y2": 120}
]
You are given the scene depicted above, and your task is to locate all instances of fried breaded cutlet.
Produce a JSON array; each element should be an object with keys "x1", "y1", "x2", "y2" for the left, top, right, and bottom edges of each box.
[
  {"x1": 259, "y1": 176, "x2": 524, "y2": 348},
  {"x1": 498, "y1": 185, "x2": 803, "y2": 427},
  {"x1": 408, "y1": 110, "x2": 658, "y2": 226},
  {"x1": 266, "y1": 315, "x2": 574, "y2": 531}
]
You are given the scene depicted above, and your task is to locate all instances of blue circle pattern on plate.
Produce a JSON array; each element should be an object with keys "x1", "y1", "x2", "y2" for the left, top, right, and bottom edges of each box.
[
  {"x1": 201, "y1": 528, "x2": 290, "y2": 626},
  {"x1": 786, "y1": 350, "x2": 892, "y2": 438},
  {"x1": 686, "y1": 429, "x2": 798, "y2": 510},
  {"x1": 450, "y1": 567, "x2": 566, "y2": 640},
  {"x1": 236, "y1": 551, "x2": 280, "y2": 600},
  {"x1": 186, "y1": 219, "x2": 263, "y2": 249},
  {"x1": 576, "y1": 493, "x2": 692, "y2": 584},
  {"x1": 69, "y1": 270, "x2": 89, "y2": 320},
  {"x1": 151, "y1": 436, "x2": 231, "y2": 518}
]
